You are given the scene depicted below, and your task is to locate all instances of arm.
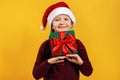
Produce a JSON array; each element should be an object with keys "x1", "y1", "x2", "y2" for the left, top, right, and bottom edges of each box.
[
  {"x1": 77, "y1": 40, "x2": 93, "y2": 76},
  {"x1": 64, "y1": 39, "x2": 93, "y2": 76},
  {"x1": 32, "y1": 40, "x2": 51, "y2": 80}
]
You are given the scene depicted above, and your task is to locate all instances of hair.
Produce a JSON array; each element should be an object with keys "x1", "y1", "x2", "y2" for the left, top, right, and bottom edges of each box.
[
  {"x1": 50, "y1": 24, "x2": 55, "y2": 32},
  {"x1": 51, "y1": 28, "x2": 55, "y2": 32}
]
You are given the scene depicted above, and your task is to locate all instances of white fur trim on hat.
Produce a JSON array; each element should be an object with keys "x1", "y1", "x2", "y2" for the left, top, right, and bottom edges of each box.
[{"x1": 47, "y1": 7, "x2": 76, "y2": 27}]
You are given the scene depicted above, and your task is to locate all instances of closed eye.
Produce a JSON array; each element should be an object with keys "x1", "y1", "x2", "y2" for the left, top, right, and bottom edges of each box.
[
  {"x1": 64, "y1": 18, "x2": 69, "y2": 21},
  {"x1": 54, "y1": 19, "x2": 60, "y2": 21}
]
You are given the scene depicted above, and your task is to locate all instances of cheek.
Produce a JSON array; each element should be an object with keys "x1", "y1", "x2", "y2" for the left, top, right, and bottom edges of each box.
[
  {"x1": 67, "y1": 23, "x2": 73, "y2": 28},
  {"x1": 52, "y1": 22, "x2": 58, "y2": 27},
  {"x1": 52, "y1": 26, "x2": 57, "y2": 31}
]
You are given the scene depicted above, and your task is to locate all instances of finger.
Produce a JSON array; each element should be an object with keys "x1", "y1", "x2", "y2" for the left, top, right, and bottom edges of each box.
[
  {"x1": 66, "y1": 56, "x2": 73, "y2": 61},
  {"x1": 66, "y1": 55, "x2": 78, "y2": 62},
  {"x1": 55, "y1": 59, "x2": 64, "y2": 63},
  {"x1": 66, "y1": 54, "x2": 79, "y2": 58},
  {"x1": 66, "y1": 54, "x2": 76, "y2": 59},
  {"x1": 66, "y1": 54, "x2": 74, "y2": 56},
  {"x1": 57, "y1": 56, "x2": 66, "y2": 60},
  {"x1": 66, "y1": 54, "x2": 76, "y2": 57},
  {"x1": 66, "y1": 56, "x2": 72, "y2": 59}
]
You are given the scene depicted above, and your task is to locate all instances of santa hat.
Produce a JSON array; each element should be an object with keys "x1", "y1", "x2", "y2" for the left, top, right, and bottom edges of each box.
[{"x1": 40, "y1": 2, "x2": 76, "y2": 30}]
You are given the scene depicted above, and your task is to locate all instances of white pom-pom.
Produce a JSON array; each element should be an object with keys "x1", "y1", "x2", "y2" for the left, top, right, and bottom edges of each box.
[{"x1": 40, "y1": 25, "x2": 45, "y2": 30}]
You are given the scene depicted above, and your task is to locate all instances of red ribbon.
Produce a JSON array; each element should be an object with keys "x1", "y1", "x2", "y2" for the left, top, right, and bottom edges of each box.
[{"x1": 50, "y1": 33, "x2": 77, "y2": 56}]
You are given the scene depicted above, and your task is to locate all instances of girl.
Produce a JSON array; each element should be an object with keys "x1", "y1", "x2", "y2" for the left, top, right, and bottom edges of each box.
[{"x1": 32, "y1": 2, "x2": 93, "y2": 80}]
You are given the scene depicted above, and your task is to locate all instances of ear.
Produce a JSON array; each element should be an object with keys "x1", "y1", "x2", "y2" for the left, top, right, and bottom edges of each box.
[
  {"x1": 70, "y1": 22, "x2": 74, "y2": 29},
  {"x1": 70, "y1": 20, "x2": 74, "y2": 28}
]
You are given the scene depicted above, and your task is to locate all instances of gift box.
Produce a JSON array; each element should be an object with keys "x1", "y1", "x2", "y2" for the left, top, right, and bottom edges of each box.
[{"x1": 49, "y1": 30, "x2": 78, "y2": 57}]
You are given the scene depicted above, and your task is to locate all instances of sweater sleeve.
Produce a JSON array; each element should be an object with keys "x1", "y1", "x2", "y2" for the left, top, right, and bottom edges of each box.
[
  {"x1": 77, "y1": 40, "x2": 93, "y2": 76},
  {"x1": 32, "y1": 40, "x2": 51, "y2": 80}
]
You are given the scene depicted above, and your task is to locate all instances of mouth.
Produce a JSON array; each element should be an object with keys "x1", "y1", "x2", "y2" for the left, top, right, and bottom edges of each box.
[{"x1": 58, "y1": 25, "x2": 66, "y2": 28}]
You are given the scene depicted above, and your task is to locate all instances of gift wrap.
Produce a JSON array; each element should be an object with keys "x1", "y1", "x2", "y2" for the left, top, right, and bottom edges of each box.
[{"x1": 49, "y1": 30, "x2": 78, "y2": 57}]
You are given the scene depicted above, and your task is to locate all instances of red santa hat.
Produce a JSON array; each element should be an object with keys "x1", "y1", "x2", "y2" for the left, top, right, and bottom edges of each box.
[{"x1": 40, "y1": 1, "x2": 76, "y2": 30}]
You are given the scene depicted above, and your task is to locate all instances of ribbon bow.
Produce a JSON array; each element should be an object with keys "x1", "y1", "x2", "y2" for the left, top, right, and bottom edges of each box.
[{"x1": 50, "y1": 32, "x2": 78, "y2": 56}]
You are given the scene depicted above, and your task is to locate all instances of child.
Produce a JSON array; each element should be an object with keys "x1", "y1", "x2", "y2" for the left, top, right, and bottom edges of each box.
[{"x1": 32, "y1": 2, "x2": 93, "y2": 80}]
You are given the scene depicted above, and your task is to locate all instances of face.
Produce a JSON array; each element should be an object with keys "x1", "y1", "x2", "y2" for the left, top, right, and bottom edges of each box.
[{"x1": 52, "y1": 14, "x2": 73, "y2": 32}]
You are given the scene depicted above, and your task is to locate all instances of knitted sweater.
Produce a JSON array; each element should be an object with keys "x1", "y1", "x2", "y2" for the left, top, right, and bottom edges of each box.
[{"x1": 32, "y1": 39, "x2": 93, "y2": 80}]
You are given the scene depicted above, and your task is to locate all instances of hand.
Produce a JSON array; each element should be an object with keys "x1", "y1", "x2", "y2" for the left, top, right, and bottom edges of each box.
[
  {"x1": 66, "y1": 54, "x2": 83, "y2": 65},
  {"x1": 48, "y1": 56, "x2": 66, "y2": 64}
]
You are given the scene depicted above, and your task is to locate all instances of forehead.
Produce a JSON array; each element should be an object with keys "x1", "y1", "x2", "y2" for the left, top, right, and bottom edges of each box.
[{"x1": 54, "y1": 14, "x2": 71, "y2": 18}]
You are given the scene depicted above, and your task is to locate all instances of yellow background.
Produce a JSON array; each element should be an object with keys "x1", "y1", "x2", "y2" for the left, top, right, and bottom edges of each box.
[{"x1": 0, "y1": 0, "x2": 120, "y2": 80}]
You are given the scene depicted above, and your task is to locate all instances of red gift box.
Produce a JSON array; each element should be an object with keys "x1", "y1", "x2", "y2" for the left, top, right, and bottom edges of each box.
[{"x1": 49, "y1": 30, "x2": 78, "y2": 57}]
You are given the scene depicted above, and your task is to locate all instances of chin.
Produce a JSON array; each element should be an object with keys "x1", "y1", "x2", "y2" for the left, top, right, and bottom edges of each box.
[{"x1": 57, "y1": 29, "x2": 69, "y2": 32}]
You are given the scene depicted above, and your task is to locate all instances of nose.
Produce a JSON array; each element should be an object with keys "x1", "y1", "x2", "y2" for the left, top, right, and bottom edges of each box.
[{"x1": 59, "y1": 19, "x2": 65, "y2": 25}]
